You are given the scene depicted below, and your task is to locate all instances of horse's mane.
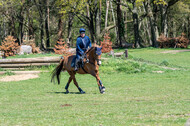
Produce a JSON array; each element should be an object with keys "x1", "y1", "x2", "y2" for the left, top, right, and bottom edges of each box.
[{"x1": 86, "y1": 44, "x2": 101, "y2": 54}]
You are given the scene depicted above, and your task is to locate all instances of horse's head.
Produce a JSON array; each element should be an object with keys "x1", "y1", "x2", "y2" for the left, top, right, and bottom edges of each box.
[
  {"x1": 95, "y1": 46, "x2": 102, "y2": 66},
  {"x1": 87, "y1": 45, "x2": 102, "y2": 66}
]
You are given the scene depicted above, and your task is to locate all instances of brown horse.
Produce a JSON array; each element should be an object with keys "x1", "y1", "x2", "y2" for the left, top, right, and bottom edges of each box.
[{"x1": 51, "y1": 45, "x2": 105, "y2": 94}]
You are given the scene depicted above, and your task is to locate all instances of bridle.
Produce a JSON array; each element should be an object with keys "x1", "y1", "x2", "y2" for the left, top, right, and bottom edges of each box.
[{"x1": 84, "y1": 47, "x2": 102, "y2": 66}]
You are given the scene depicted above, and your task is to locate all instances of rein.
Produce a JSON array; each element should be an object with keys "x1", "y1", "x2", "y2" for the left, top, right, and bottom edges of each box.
[{"x1": 81, "y1": 47, "x2": 97, "y2": 73}]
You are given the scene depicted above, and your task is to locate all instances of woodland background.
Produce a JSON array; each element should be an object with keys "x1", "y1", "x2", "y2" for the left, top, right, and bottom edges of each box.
[{"x1": 0, "y1": 0, "x2": 189, "y2": 49}]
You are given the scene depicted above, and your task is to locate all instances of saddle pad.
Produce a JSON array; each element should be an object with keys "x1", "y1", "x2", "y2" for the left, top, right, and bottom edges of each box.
[{"x1": 71, "y1": 55, "x2": 77, "y2": 68}]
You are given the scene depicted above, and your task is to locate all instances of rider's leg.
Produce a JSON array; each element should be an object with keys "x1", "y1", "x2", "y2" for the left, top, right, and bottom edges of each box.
[{"x1": 75, "y1": 55, "x2": 80, "y2": 71}]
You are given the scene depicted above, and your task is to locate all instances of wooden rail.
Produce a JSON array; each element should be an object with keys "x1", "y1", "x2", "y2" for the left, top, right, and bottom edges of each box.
[{"x1": 0, "y1": 57, "x2": 60, "y2": 69}]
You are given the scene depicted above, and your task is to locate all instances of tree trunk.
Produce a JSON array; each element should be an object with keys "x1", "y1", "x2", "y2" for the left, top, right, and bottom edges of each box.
[
  {"x1": 110, "y1": 0, "x2": 118, "y2": 43},
  {"x1": 95, "y1": 0, "x2": 101, "y2": 43},
  {"x1": 116, "y1": 0, "x2": 126, "y2": 47},
  {"x1": 58, "y1": 16, "x2": 63, "y2": 40},
  {"x1": 132, "y1": 1, "x2": 142, "y2": 48},
  {"x1": 105, "y1": 0, "x2": 109, "y2": 28},
  {"x1": 160, "y1": 4, "x2": 168, "y2": 37},
  {"x1": 10, "y1": 16, "x2": 16, "y2": 38},
  {"x1": 18, "y1": 9, "x2": 24, "y2": 45},
  {"x1": 153, "y1": 3, "x2": 159, "y2": 40},
  {"x1": 39, "y1": 1, "x2": 45, "y2": 50},
  {"x1": 188, "y1": 16, "x2": 190, "y2": 39},
  {"x1": 67, "y1": 13, "x2": 74, "y2": 47},
  {"x1": 142, "y1": 3, "x2": 152, "y2": 45},
  {"x1": 45, "y1": 0, "x2": 50, "y2": 47},
  {"x1": 3, "y1": 16, "x2": 7, "y2": 38},
  {"x1": 34, "y1": 0, "x2": 46, "y2": 50},
  {"x1": 88, "y1": 6, "x2": 96, "y2": 43},
  {"x1": 144, "y1": 0, "x2": 158, "y2": 47},
  {"x1": 27, "y1": 8, "x2": 34, "y2": 40}
]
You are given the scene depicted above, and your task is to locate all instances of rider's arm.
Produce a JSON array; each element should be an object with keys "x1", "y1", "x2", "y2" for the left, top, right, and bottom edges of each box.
[
  {"x1": 87, "y1": 36, "x2": 92, "y2": 48},
  {"x1": 76, "y1": 38, "x2": 84, "y2": 54}
]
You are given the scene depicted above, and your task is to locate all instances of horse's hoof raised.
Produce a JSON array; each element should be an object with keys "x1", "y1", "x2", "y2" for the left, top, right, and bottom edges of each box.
[{"x1": 102, "y1": 86, "x2": 106, "y2": 91}]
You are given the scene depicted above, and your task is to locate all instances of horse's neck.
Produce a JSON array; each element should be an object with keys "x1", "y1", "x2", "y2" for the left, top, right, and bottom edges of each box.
[{"x1": 87, "y1": 49, "x2": 95, "y2": 62}]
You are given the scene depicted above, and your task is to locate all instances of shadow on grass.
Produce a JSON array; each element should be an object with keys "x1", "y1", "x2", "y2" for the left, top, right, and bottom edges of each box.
[{"x1": 48, "y1": 92, "x2": 82, "y2": 94}]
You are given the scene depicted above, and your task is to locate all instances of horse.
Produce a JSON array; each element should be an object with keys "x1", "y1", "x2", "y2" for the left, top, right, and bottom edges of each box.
[{"x1": 51, "y1": 45, "x2": 105, "y2": 94}]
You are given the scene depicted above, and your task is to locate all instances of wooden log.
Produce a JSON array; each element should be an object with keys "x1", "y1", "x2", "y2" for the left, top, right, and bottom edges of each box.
[
  {"x1": 0, "y1": 63, "x2": 59, "y2": 68},
  {"x1": 0, "y1": 57, "x2": 60, "y2": 64},
  {"x1": 0, "y1": 71, "x2": 47, "y2": 75},
  {"x1": 114, "y1": 52, "x2": 124, "y2": 57}
]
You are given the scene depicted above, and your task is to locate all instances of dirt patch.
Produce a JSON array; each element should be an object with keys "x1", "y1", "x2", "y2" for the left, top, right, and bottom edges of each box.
[
  {"x1": 161, "y1": 49, "x2": 190, "y2": 54},
  {"x1": 60, "y1": 104, "x2": 72, "y2": 107},
  {"x1": 0, "y1": 74, "x2": 39, "y2": 82},
  {"x1": 162, "y1": 113, "x2": 190, "y2": 119},
  {"x1": 152, "y1": 71, "x2": 164, "y2": 73}
]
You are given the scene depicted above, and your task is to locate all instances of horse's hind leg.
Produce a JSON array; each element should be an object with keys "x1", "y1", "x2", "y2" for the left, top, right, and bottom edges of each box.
[
  {"x1": 65, "y1": 76, "x2": 72, "y2": 94},
  {"x1": 72, "y1": 75, "x2": 85, "y2": 94}
]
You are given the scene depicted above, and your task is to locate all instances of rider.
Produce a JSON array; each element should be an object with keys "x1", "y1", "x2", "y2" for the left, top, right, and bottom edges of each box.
[{"x1": 75, "y1": 28, "x2": 92, "y2": 71}]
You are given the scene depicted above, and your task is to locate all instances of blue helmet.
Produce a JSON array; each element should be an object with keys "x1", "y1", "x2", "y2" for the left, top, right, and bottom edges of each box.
[{"x1": 79, "y1": 28, "x2": 85, "y2": 33}]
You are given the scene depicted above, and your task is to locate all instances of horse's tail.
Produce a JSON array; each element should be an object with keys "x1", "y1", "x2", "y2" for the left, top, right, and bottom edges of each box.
[{"x1": 51, "y1": 57, "x2": 65, "y2": 84}]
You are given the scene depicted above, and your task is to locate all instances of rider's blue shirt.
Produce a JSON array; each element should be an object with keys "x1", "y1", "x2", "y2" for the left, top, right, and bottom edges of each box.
[{"x1": 76, "y1": 35, "x2": 92, "y2": 56}]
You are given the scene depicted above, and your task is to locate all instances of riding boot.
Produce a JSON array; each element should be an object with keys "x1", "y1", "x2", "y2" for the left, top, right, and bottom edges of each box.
[{"x1": 74, "y1": 59, "x2": 79, "y2": 71}]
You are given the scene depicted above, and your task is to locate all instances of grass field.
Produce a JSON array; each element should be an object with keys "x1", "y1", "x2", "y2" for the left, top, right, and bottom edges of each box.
[{"x1": 0, "y1": 48, "x2": 190, "y2": 125}]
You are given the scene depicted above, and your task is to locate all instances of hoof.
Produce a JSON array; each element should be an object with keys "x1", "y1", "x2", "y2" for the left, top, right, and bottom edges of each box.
[
  {"x1": 102, "y1": 86, "x2": 106, "y2": 91},
  {"x1": 99, "y1": 86, "x2": 105, "y2": 94},
  {"x1": 65, "y1": 90, "x2": 69, "y2": 94},
  {"x1": 80, "y1": 91, "x2": 86, "y2": 94},
  {"x1": 100, "y1": 90, "x2": 105, "y2": 94}
]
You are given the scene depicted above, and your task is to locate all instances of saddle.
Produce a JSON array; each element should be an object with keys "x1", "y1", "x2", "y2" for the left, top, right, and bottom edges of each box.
[{"x1": 71, "y1": 54, "x2": 89, "y2": 68}]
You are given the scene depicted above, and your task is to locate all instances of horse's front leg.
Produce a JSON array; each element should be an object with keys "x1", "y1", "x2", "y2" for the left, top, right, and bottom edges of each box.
[
  {"x1": 91, "y1": 71, "x2": 105, "y2": 94},
  {"x1": 97, "y1": 76, "x2": 105, "y2": 94}
]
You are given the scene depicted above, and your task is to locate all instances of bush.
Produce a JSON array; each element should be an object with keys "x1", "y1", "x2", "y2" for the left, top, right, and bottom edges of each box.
[
  {"x1": 0, "y1": 36, "x2": 20, "y2": 58},
  {"x1": 160, "y1": 60, "x2": 169, "y2": 66}
]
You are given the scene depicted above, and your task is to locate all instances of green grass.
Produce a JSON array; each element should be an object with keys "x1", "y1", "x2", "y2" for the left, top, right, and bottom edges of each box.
[
  {"x1": 0, "y1": 48, "x2": 190, "y2": 125},
  {"x1": 128, "y1": 48, "x2": 190, "y2": 69}
]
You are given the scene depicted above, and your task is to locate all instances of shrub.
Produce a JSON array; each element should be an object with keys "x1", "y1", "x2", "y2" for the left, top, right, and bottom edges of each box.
[
  {"x1": 53, "y1": 39, "x2": 73, "y2": 55},
  {"x1": 160, "y1": 60, "x2": 169, "y2": 66},
  {"x1": 100, "y1": 33, "x2": 113, "y2": 53},
  {"x1": 0, "y1": 36, "x2": 20, "y2": 58}
]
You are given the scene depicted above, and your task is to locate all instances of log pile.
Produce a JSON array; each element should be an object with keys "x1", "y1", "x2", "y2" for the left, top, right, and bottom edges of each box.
[
  {"x1": 157, "y1": 33, "x2": 189, "y2": 48},
  {"x1": 100, "y1": 33, "x2": 113, "y2": 53},
  {"x1": 0, "y1": 57, "x2": 60, "y2": 69},
  {"x1": 54, "y1": 39, "x2": 73, "y2": 55}
]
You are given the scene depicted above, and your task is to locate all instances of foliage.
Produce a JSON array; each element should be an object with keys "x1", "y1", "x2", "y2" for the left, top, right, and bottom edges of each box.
[
  {"x1": 157, "y1": 33, "x2": 189, "y2": 48},
  {"x1": 3, "y1": 71, "x2": 15, "y2": 76},
  {"x1": 0, "y1": 36, "x2": 20, "y2": 58},
  {"x1": 53, "y1": 39, "x2": 73, "y2": 55},
  {"x1": 57, "y1": 0, "x2": 87, "y2": 16},
  {"x1": 100, "y1": 33, "x2": 113, "y2": 53},
  {"x1": 0, "y1": 0, "x2": 189, "y2": 49}
]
